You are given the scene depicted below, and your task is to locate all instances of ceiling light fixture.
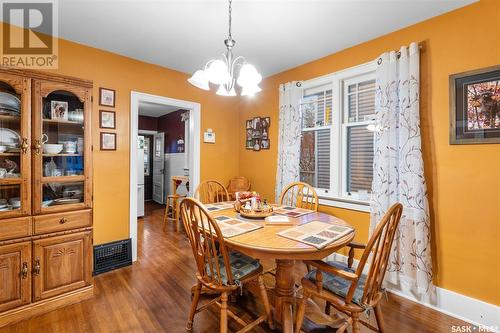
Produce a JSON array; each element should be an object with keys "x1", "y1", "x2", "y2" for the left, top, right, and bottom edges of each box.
[{"x1": 187, "y1": 0, "x2": 262, "y2": 97}]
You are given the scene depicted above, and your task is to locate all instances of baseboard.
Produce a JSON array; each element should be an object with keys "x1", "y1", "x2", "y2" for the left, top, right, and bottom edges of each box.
[
  {"x1": 325, "y1": 253, "x2": 499, "y2": 331},
  {"x1": 388, "y1": 285, "x2": 499, "y2": 331},
  {"x1": 0, "y1": 285, "x2": 94, "y2": 328}
]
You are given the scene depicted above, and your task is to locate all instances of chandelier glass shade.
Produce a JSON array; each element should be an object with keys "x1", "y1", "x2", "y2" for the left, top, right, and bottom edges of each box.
[{"x1": 187, "y1": 0, "x2": 262, "y2": 96}]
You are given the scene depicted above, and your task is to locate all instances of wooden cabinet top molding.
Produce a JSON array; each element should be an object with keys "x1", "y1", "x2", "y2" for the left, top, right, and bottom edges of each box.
[{"x1": 0, "y1": 66, "x2": 93, "y2": 88}]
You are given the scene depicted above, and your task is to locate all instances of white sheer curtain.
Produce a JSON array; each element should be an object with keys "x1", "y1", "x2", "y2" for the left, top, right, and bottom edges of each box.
[
  {"x1": 275, "y1": 81, "x2": 303, "y2": 202},
  {"x1": 370, "y1": 43, "x2": 433, "y2": 300}
]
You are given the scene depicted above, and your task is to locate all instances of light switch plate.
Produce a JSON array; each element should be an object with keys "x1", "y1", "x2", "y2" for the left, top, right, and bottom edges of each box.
[{"x1": 204, "y1": 131, "x2": 215, "y2": 143}]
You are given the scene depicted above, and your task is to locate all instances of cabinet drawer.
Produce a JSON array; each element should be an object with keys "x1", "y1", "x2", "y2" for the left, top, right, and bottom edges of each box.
[
  {"x1": 0, "y1": 217, "x2": 32, "y2": 241},
  {"x1": 34, "y1": 210, "x2": 92, "y2": 235}
]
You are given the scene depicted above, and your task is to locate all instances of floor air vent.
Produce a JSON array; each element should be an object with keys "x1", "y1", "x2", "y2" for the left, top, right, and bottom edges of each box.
[{"x1": 93, "y1": 239, "x2": 132, "y2": 275}]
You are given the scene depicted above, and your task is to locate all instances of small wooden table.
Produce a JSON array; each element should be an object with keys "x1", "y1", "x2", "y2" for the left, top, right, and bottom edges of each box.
[{"x1": 209, "y1": 207, "x2": 355, "y2": 333}]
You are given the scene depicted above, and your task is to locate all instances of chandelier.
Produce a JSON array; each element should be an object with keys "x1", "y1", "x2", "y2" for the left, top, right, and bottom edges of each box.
[{"x1": 187, "y1": 0, "x2": 262, "y2": 97}]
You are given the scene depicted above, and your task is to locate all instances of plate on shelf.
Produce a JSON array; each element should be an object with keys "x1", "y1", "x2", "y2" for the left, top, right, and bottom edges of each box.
[
  {"x1": 0, "y1": 92, "x2": 20, "y2": 113},
  {"x1": 0, "y1": 128, "x2": 20, "y2": 148},
  {"x1": 5, "y1": 173, "x2": 20, "y2": 178},
  {"x1": 0, "y1": 109, "x2": 20, "y2": 116},
  {"x1": 52, "y1": 198, "x2": 81, "y2": 205},
  {"x1": 9, "y1": 197, "x2": 20, "y2": 208},
  {"x1": 42, "y1": 200, "x2": 53, "y2": 207}
]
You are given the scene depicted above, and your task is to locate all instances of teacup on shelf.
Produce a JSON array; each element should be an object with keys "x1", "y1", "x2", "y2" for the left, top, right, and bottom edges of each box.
[{"x1": 59, "y1": 141, "x2": 77, "y2": 154}]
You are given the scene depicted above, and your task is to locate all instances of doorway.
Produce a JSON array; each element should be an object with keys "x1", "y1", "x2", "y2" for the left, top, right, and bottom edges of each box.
[{"x1": 130, "y1": 92, "x2": 200, "y2": 261}]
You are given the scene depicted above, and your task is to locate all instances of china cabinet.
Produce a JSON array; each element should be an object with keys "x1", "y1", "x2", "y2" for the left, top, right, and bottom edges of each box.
[{"x1": 0, "y1": 67, "x2": 93, "y2": 327}]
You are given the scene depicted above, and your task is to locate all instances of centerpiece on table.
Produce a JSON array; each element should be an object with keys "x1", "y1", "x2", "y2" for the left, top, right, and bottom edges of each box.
[{"x1": 234, "y1": 191, "x2": 273, "y2": 218}]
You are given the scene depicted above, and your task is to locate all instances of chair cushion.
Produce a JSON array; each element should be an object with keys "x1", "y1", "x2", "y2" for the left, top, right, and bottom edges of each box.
[
  {"x1": 304, "y1": 261, "x2": 366, "y2": 306},
  {"x1": 206, "y1": 251, "x2": 260, "y2": 285}
]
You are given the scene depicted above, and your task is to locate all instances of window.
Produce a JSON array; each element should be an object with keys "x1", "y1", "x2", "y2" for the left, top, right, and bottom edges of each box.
[{"x1": 299, "y1": 63, "x2": 376, "y2": 211}]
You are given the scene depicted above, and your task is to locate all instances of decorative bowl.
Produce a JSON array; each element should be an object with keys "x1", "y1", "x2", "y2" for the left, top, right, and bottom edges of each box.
[
  {"x1": 43, "y1": 144, "x2": 63, "y2": 154},
  {"x1": 239, "y1": 206, "x2": 274, "y2": 219}
]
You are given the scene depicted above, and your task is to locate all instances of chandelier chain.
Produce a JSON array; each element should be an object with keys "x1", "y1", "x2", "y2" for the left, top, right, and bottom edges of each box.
[{"x1": 228, "y1": 0, "x2": 232, "y2": 40}]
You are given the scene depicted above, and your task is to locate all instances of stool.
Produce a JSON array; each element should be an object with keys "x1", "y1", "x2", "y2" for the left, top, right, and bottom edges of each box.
[{"x1": 164, "y1": 194, "x2": 186, "y2": 232}]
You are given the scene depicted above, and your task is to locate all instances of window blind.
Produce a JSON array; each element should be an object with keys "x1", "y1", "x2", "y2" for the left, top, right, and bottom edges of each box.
[
  {"x1": 300, "y1": 87, "x2": 332, "y2": 189},
  {"x1": 347, "y1": 125, "x2": 374, "y2": 193}
]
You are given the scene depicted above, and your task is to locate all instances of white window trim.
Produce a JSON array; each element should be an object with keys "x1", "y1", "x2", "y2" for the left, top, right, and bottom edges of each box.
[{"x1": 301, "y1": 61, "x2": 376, "y2": 212}]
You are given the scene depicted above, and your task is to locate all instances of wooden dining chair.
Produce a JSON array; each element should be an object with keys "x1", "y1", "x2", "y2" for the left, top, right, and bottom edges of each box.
[
  {"x1": 194, "y1": 180, "x2": 229, "y2": 204},
  {"x1": 227, "y1": 176, "x2": 251, "y2": 200},
  {"x1": 279, "y1": 182, "x2": 319, "y2": 211},
  {"x1": 180, "y1": 198, "x2": 273, "y2": 333},
  {"x1": 294, "y1": 203, "x2": 403, "y2": 333}
]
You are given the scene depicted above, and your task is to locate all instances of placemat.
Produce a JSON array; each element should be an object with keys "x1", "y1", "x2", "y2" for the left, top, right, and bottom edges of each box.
[
  {"x1": 277, "y1": 221, "x2": 354, "y2": 249},
  {"x1": 273, "y1": 205, "x2": 315, "y2": 218}
]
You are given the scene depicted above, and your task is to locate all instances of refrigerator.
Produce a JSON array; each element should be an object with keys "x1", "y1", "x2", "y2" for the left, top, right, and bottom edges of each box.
[{"x1": 137, "y1": 136, "x2": 145, "y2": 217}]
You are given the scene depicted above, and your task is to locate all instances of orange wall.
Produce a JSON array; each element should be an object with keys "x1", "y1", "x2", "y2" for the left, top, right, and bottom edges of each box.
[
  {"x1": 42, "y1": 39, "x2": 240, "y2": 245},
  {"x1": 238, "y1": 0, "x2": 500, "y2": 305}
]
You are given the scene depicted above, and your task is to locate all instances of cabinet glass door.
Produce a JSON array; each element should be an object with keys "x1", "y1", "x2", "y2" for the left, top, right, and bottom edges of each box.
[
  {"x1": 33, "y1": 80, "x2": 91, "y2": 214},
  {"x1": 0, "y1": 74, "x2": 31, "y2": 218}
]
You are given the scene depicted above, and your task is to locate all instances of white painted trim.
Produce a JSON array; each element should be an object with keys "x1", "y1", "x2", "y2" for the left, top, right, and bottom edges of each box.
[
  {"x1": 324, "y1": 253, "x2": 500, "y2": 330},
  {"x1": 300, "y1": 61, "x2": 377, "y2": 209},
  {"x1": 318, "y1": 197, "x2": 370, "y2": 212},
  {"x1": 130, "y1": 91, "x2": 201, "y2": 262},
  {"x1": 389, "y1": 286, "x2": 499, "y2": 331},
  {"x1": 138, "y1": 129, "x2": 158, "y2": 135}
]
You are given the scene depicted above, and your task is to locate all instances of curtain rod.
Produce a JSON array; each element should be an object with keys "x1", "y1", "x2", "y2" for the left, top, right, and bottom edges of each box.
[{"x1": 377, "y1": 42, "x2": 424, "y2": 65}]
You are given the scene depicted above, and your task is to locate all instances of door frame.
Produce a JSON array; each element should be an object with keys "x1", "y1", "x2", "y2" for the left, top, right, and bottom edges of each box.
[
  {"x1": 151, "y1": 132, "x2": 165, "y2": 204},
  {"x1": 130, "y1": 91, "x2": 200, "y2": 261},
  {"x1": 139, "y1": 131, "x2": 156, "y2": 201}
]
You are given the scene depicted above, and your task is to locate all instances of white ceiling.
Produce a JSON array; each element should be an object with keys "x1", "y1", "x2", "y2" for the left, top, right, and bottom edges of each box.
[
  {"x1": 55, "y1": 0, "x2": 476, "y2": 77},
  {"x1": 138, "y1": 101, "x2": 182, "y2": 117}
]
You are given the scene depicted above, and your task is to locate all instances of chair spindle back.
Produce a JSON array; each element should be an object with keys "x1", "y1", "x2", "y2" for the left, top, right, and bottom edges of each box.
[
  {"x1": 180, "y1": 198, "x2": 234, "y2": 288},
  {"x1": 227, "y1": 177, "x2": 251, "y2": 193},
  {"x1": 279, "y1": 182, "x2": 318, "y2": 211},
  {"x1": 351, "y1": 203, "x2": 403, "y2": 306},
  {"x1": 194, "y1": 180, "x2": 229, "y2": 204}
]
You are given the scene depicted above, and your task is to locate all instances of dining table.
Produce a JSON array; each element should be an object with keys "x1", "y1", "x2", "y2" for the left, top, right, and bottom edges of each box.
[{"x1": 208, "y1": 205, "x2": 355, "y2": 333}]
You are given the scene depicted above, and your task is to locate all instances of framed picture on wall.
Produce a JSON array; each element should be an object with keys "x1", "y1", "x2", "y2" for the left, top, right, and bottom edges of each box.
[
  {"x1": 99, "y1": 87, "x2": 116, "y2": 107},
  {"x1": 450, "y1": 65, "x2": 500, "y2": 144},
  {"x1": 245, "y1": 116, "x2": 271, "y2": 151},
  {"x1": 99, "y1": 110, "x2": 116, "y2": 129},
  {"x1": 100, "y1": 132, "x2": 117, "y2": 150}
]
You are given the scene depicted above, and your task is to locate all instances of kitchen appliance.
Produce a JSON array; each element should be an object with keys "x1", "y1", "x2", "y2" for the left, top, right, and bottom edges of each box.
[{"x1": 137, "y1": 136, "x2": 145, "y2": 217}]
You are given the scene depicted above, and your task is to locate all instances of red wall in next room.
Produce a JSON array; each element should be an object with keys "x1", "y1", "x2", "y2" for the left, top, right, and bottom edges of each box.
[
  {"x1": 138, "y1": 110, "x2": 186, "y2": 153},
  {"x1": 158, "y1": 110, "x2": 186, "y2": 153},
  {"x1": 138, "y1": 115, "x2": 158, "y2": 131}
]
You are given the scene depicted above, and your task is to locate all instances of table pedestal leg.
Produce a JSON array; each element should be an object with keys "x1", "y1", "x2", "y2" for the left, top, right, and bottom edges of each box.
[{"x1": 274, "y1": 259, "x2": 295, "y2": 333}]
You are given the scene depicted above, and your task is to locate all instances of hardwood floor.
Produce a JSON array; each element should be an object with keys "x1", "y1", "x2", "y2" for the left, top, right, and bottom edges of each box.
[{"x1": 1, "y1": 202, "x2": 470, "y2": 333}]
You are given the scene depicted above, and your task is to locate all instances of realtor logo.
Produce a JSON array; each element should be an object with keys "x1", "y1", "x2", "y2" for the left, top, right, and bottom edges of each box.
[{"x1": 1, "y1": 0, "x2": 58, "y2": 68}]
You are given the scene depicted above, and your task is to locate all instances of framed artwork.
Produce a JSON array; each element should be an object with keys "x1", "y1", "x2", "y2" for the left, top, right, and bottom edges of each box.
[
  {"x1": 100, "y1": 132, "x2": 116, "y2": 150},
  {"x1": 99, "y1": 110, "x2": 116, "y2": 129},
  {"x1": 450, "y1": 65, "x2": 500, "y2": 144},
  {"x1": 99, "y1": 87, "x2": 116, "y2": 107},
  {"x1": 50, "y1": 100, "x2": 68, "y2": 120},
  {"x1": 245, "y1": 116, "x2": 270, "y2": 150}
]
